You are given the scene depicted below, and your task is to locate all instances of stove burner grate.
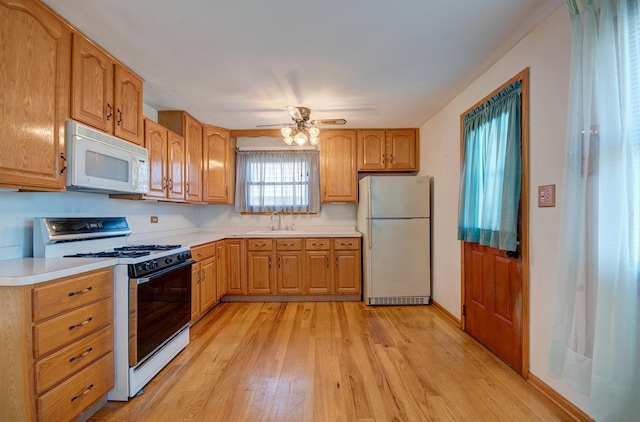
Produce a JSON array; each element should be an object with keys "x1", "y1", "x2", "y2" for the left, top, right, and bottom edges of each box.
[
  {"x1": 114, "y1": 244, "x2": 181, "y2": 251},
  {"x1": 64, "y1": 251, "x2": 151, "y2": 258}
]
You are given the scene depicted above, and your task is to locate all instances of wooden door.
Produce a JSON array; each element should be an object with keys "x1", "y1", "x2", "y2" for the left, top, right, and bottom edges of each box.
[
  {"x1": 247, "y1": 251, "x2": 274, "y2": 294},
  {"x1": 305, "y1": 251, "x2": 331, "y2": 294},
  {"x1": 199, "y1": 257, "x2": 216, "y2": 311},
  {"x1": 357, "y1": 130, "x2": 386, "y2": 171},
  {"x1": 71, "y1": 32, "x2": 113, "y2": 133},
  {"x1": 277, "y1": 251, "x2": 304, "y2": 294},
  {"x1": 387, "y1": 129, "x2": 418, "y2": 171},
  {"x1": 320, "y1": 130, "x2": 358, "y2": 203},
  {"x1": 144, "y1": 119, "x2": 168, "y2": 199},
  {"x1": 464, "y1": 243, "x2": 522, "y2": 373},
  {"x1": 203, "y1": 126, "x2": 231, "y2": 204},
  {"x1": 215, "y1": 241, "x2": 227, "y2": 300},
  {"x1": 167, "y1": 130, "x2": 185, "y2": 200},
  {"x1": 226, "y1": 240, "x2": 246, "y2": 295},
  {"x1": 333, "y1": 250, "x2": 362, "y2": 294},
  {"x1": 0, "y1": 0, "x2": 70, "y2": 191},
  {"x1": 191, "y1": 263, "x2": 201, "y2": 322},
  {"x1": 113, "y1": 65, "x2": 143, "y2": 145},
  {"x1": 184, "y1": 114, "x2": 203, "y2": 203}
]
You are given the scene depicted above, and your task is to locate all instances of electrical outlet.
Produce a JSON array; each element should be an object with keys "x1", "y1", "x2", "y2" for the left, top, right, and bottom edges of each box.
[
  {"x1": 538, "y1": 185, "x2": 556, "y2": 207},
  {"x1": 150, "y1": 216, "x2": 159, "y2": 223}
]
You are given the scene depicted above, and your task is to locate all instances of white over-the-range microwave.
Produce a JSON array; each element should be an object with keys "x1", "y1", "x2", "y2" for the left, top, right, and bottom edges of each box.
[{"x1": 65, "y1": 121, "x2": 150, "y2": 195}]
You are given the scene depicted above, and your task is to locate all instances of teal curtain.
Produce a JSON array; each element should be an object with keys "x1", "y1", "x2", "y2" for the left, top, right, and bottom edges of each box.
[{"x1": 457, "y1": 81, "x2": 522, "y2": 251}]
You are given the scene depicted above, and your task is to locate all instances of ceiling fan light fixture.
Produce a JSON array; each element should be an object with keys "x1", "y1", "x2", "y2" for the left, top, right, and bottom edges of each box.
[
  {"x1": 284, "y1": 136, "x2": 293, "y2": 145},
  {"x1": 310, "y1": 137, "x2": 319, "y2": 145},
  {"x1": 281, "y1": 126, "x2": 293, "y2": 137},
  {"x1": 293, "y1": 131, "x2": 308, "y2": 145},
  {"x1": 309, "y1": 126, "x2": 320, "y2": 137}
]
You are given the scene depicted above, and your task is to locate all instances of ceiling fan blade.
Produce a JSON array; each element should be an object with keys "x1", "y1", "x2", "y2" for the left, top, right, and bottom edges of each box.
[
  {"x1": 256, "y1": 123, "x2": 290, "y2": 128},
  {"x1": 287, "y1": 106, "x2": 303, "y2": 121},
  {"x1": 309, "y1": 119, "x2": 347, "y2": 126}
]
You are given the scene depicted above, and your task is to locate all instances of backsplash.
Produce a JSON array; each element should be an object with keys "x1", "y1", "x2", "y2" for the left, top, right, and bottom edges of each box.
[{"x1": 0, "y1": 191, "x2": 356, "y2": 260}]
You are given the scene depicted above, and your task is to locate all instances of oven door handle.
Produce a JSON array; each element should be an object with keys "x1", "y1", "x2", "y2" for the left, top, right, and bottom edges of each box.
[{"x1": 133, "y1": 259, "x2": 195, "y2": 285}]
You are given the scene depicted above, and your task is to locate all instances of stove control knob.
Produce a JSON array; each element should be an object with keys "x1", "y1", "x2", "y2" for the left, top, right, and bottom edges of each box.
[
  {"x1": 177, "y1": 252, "x2": 188, "y2": 261},
  {"x1": 151, "y1": 260, "x2": 158, "y2": 269},
  {"x1": 143, "y1": 262, "x2": 152, "y2": 271},
  {"x1": 165, "y1": 257, "x2": 173, "y2": 265}
]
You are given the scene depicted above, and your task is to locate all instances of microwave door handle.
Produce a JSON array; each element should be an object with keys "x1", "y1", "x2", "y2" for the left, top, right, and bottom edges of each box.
[{"x1": 131, "y1": 158, "x2": 138, "y2": 190}]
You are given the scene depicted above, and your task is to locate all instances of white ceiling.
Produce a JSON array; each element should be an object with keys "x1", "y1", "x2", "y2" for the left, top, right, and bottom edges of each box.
[{"x1": 43, "y1": 0, "x2": 564, "y2": 130}]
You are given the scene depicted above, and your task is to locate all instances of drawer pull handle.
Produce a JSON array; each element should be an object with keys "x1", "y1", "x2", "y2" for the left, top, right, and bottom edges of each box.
[
  {"x1": 71, "y1": 384, "x2": 94, "y2": 402},
  {"x1": 311, "y1": 243, "x2": 324, "y2": 247},
  {"x1": 69, "y1": 347, "x2": 93, "y2": 363},
  {"x1": 341, "y1": 243, "x2": 352, "y2": 246},
  {"x1": 256, "y1": 243, "x2": 266, "y2": 247},
  {"x1": 69, "y1": 317, "x2": 93, "y2": 330},
  {"x1": 282, "y1": 243, "x2": 295, "y2": 246},
  {"x1": 68, "y1": 286, "x2": 92, "y2": 297}
]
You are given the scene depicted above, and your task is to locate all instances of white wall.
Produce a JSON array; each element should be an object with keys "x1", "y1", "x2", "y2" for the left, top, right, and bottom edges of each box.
[{"x1": 419, "y1": 6, "x2": 590, "y2": 414}]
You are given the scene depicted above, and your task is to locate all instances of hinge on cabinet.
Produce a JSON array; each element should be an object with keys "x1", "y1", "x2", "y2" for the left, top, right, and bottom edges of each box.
[{"x1": 462, "y1": 305, "x2": 466, "y2": 316}]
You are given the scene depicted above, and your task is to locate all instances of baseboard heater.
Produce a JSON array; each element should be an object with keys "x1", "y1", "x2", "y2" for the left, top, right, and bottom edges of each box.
[{"x1": 367, "y1": 296, "x2": 431, "y2": 305}]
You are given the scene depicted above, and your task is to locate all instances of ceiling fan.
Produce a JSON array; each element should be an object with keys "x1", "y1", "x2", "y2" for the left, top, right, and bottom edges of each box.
[{"x1": 257, "y1": 106, "x2": 347, "y2": 145}]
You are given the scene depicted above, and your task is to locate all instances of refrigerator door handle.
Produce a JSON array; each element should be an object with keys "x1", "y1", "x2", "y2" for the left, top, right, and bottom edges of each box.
[{"x1": 368, "y1": 188, "x2": 373, "y2": 249}]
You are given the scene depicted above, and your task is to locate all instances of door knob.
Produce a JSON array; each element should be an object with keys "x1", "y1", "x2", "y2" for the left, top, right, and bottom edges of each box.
[{"x1": 506, "y1": 250, "x2": 520, "y2": 259}]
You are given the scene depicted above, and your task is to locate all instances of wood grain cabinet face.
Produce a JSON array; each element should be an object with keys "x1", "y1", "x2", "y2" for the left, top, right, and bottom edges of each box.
[
  {"x1": 247, "y1": 239, "x2": 276, "y2": 294},
  {"x1": 0, "y1": 0, "x2": 70, "y2": 191},
  {"x1": 226, "y1": 239, "x2": 247, "y2": 295},
  {"x1": 276, "y1": 239, "x2": 304, "y2": 294},
  {"x1": 191, "y1": 243, "x2": 217, "y2": 322},
  {"x1": 320, "y1": 130, "x2": 358, "y2": 203},
  {"x1": 71, "y1": 32, "x2": 144, "y2": 146},
  {"x1": 357, "y1": 129, "x2": 419, "y2": 172},
  {"x1": 144, "y1": 119, "x2": 185, "y2": 201},
  {"x1": 203, "y1": 125, "x2": 236, "y2": 204},
  {"x1": 216, "y1": 241, "x2": 228, "y2": 300},
  {"x1": 159, "y1": 111, "x2": 203, "y2": 203}
]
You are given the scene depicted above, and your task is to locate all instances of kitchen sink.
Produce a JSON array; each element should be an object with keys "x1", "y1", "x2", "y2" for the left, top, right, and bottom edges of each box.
[{"x1": 247, "y1": 229, "x2": 306, "y2": 236}]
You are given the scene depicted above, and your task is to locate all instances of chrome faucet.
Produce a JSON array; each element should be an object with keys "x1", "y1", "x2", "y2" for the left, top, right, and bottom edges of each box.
[{"x1": 271, "y1": 210, "x2": 282, "y2": 231}]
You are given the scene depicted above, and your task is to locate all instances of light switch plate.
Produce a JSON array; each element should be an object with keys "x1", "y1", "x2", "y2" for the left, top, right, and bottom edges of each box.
[{"x1": 538, "y1": 184, "x2": 556, "y2": 207}]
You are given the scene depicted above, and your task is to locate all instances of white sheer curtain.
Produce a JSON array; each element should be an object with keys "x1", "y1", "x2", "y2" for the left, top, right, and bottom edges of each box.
[
  {"x1": 235, "y1": 150, "x2": 320, "y2": 213},
  {"x1": 549, "y1": 1, "x2": 640, "y2": 420}
]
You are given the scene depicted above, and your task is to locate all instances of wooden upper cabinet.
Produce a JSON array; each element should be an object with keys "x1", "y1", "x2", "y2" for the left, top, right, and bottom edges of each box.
[
  {"x1": 320, "y1": 130, "x2": 358, "y2": 203},
  {"x1": 203, "y1": 125, "x2": 236, "y2": 204},
  {"x1": 71, "y1": 32, "x2": 144, "y2": 146},
  {"x1": 357, "y1": 129, "x2": 419, "y2": 172},
  {"x1": 158, "y1": 111, "x2": 203, "y2": 203},
  {"x1": 0, "y1": 0, "x2": 70, "y2": 191},
  {"x1": 144, "y1": 118, "x2": 185, "y2": 200}
]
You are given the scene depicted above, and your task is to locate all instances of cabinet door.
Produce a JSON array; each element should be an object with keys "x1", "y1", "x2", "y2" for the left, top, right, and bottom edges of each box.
[
  {"x1": 386, "y1": 129, "x2": 418, "y2": 171},
  {"x1": 0, "y1": 0, "x2": 70, "y2": 191},
  {"x1": 247, "y1": 251, "x2": 275, "y2": 294},
  {"x1": 184, "y1": 114, "x2": 203, "y2": 203},
  {"x1": 71, "y1": 32, "x2": 114, "y2": 134},
  {"x1": 144, "y1": 119, "x2": 168, "y2": 199},
  {"x1": 113, "y1": 65, "x2": 143, "y2": 145},
  {"x1": 167, "y1": 130, "x2": 185, "y2": 200},
  {"x1": 199, "y1": 257, "x2": 216, "y2": 311},
  {"x1": 357, "y1": 130, "x2": 386, "y2": 171},
  {"x1": 305, "y1": 251, "x2": 332, "y2": 294},
  {"x1": 277, "y1": 251, "x2": 304, "y2": 294},
  {"x1": 333, "y1": 250, "x2": 362, "y2": 294},
  {"x1": 203, "y1": 126, "x2": 232, "y2": 204},
  {"x1": 191, "y1": 263, "x2": 201, "y2": 322},
  {"x1": 320, "y1": 130, "x2": 357, "y2": 203},
  {"x1": 226, "y1": 239, "x2": 246, "y2": 295},
  {"x1": 216, "y1": 241, "x2": 227, "y2": 300}
]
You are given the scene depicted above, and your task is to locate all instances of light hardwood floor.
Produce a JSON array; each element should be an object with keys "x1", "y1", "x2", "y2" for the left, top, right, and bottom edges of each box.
[{"x1": 90, "y1": 302, "x2": 573, "y2": 422}]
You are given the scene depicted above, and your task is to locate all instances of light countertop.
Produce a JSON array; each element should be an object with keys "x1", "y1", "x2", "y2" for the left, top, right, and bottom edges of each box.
[{"x1": 0, "y1": 228, "x2": 361, "y2": 287}]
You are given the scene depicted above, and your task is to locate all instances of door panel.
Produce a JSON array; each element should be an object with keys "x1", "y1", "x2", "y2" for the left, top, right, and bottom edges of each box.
[{"x1": 464, "y1": 242, "x2": 522, "y2": 373}]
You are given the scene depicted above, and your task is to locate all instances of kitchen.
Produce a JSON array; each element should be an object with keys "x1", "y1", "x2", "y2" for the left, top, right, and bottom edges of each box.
[{"x1": 0, "y1": 0, "x2": 596, "y2": 421}]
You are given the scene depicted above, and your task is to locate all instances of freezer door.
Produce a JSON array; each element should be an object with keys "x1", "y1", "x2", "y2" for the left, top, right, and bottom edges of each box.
[
  {"x1": 367, "y1": 218, "x2": 431, "y2": 299},
  {"x1": 369, "y1": 176, "x2": 430, "y2": 218}
]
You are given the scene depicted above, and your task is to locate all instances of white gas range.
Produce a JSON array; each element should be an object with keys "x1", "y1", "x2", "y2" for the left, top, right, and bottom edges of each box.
[{"x1": 34, "y1": 217, "x2": 194, "y2": 401}]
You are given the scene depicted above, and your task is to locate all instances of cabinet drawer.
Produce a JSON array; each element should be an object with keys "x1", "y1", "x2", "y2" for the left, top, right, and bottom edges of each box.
[
  {"x1": 333, "y1": 238, "x2": 360, "y2": 250},
  {"x1": 37, "y1": 352, "x2": 114, "y2": 422},
  {"x1": 32, "y1": 268, "x2": 113, "y2": 321},
  {"x1": 191, "y1": 243, "x2": 216, "y2": 261},
  {"x1": 33, "y1": 297, "x2": 113, "y2": 359},
  {"x1": 35, "y1": 326, "x2": 113, "y2": 395},
  {"x1": 247, "y1": 238, "x2": 274, "y2": 251},
  {"x1": 276, "y1": 238, "x2": 302, "y2": 250},
  {"x1": 305, "y1": 238, "x2": 331, "y2": 250}
]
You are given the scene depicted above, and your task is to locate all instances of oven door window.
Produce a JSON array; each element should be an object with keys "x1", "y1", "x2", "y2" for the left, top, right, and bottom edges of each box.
[{"x1": 134, "y1": 261, "x2": 192, "y2": 363}]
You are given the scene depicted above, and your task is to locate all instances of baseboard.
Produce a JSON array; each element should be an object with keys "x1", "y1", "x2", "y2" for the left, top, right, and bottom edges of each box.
[
  {"x1": 222, "y1": 294, "x2": 361, "y2": 302},
  {"x1": 527, "y1": 373, "x2": 593, "y2": 422},
  {"x1": 431, "y1": 299, "x2": 461, "y2": 327}
]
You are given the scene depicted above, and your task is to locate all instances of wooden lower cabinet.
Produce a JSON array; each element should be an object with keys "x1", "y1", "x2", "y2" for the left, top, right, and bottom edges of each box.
[
  {"x1": 0, "y1": 267, "x2": 114, "y2": 422},
  {"x1": 226, "y1": 239, "x2": 247, "y2": 294},
  {"x1": 276, "y1": 239, "x2": 304, "y2": 294},
  {"x1": 215, "y1": 241, "x2": 227, "y2": 300},
  {"x1": 333, "y1": 239, "x2": 362, "y2": 294},
  {"x1": 190, "y1": 243, "x2": 217, "y2": 323},
  {"x1": 304, "y1": 238, "x2": 332, "y2": 294},
  {"x1": 247, "y1": 239, "x2": 276, "y2": 294}
]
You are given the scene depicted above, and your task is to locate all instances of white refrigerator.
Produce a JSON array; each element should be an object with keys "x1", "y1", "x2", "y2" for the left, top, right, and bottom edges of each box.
[{"x1": 356, "y1": 175, "x2": 431, "y2": 305}]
